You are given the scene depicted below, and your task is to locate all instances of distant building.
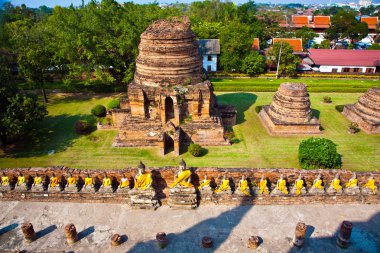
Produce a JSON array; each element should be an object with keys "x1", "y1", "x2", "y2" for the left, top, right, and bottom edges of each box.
[
  {"x1": 308, "y1": 49, "x2": 380, "y2": 73},
  {"x1": 273, "y1": 38, "x2": 303, "y2": 53},
  {"x1": 280, "y1": 15, "x2": 331, "y2": 33},
  {"x1": 361, "y1": 16, "x2": 379, "y2": 35},
  {"x1": 252, "y1": 38, "x2": 260, "y2": 51},
  {"x1": 198, "y1": 39, "x2": 220, "y2": 72}
]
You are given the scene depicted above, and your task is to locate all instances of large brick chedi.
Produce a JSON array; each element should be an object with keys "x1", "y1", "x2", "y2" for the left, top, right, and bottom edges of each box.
[
  {"x1": 112, "y1": 17, "x2": 232, "y2": 154},
  {"x1": 343, "y1": 87, "x2": 380, "y2": 134},
  {"x1": 260, "y1": 83, "x2": 320, "y2": 134}
]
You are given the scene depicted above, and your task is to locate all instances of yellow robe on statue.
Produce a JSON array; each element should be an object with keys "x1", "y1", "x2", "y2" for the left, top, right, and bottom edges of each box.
[
  {"x1": 277, "y1": 179, "x2": 288, "y2": 194},
  {"x1": 313, "y1": 179, "x2": 323, "y2": 189},
  {"x1": 1, "y1": 176, "x2": 9, "y2": 185},
  {"x1": 239, "y1": 180, "x2": 250, "y2": 196},
  {"x1": 259, "y1": 179, "x2": 268, "y2": 194},
  {"x1": 134, "y1": 173, "x2": 152, "y2": 190},
  {"x1": 295, "y1": 179, "x2": 304, "y2": 195},
  {"x1": 103, "y1": 177, "x2": 111, "y2": 187},
  {"x1": 170, "y1": 170, "x2": 192, "y2": 188},
  {"x1": 18, "y1": 176, "x2": 25, "y2": 185},
  {"x1": 345, "y1": 179, "x2": 358, "y2": 188},
  {"x1": 50, "y1": 177, "x2": 59, "y2": 187},
  {"x1": 120, "y1": 178, "x2": 129, "y2": 188},
  {"x1": 331, "y1": 179, "x2": 342, "y2": 191},
  {"x1": 67, "y1": 177, "x2": 76, "y2": 185},
  {"x1": 34, "y1": 177, "x2": 42, "y2": 185},
  {"x1": 215, "y1": 179, "x2": 229, "y2": 193},
  {"x1": 84, "y1": 177, "x2": 93, "y2": 186},
  {"x1": 198, "y1": 179, "x2": 210, "y2": 189},
  {"x1": 364, "y1": 179, "x2": 376, "y2": 193}
]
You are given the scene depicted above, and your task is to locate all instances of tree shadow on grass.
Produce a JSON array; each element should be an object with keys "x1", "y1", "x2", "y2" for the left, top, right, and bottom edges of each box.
[
  {"x1": 217, "y1": 93, "x2": 257, "y2": 124},
  {"x1": 0, "y1": 113, "x2": 96, "y2": 158}
]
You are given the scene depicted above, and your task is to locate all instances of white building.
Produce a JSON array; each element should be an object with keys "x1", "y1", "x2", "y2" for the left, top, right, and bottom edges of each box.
[
  {"x1": 198, "y1": 39, "x2": 220, "y2": 72},
  {"x1": 308, "y1": 49, "x2": 380, "y2": 73}
]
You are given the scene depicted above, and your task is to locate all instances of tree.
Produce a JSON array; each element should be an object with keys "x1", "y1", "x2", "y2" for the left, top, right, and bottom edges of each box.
[
  {"x1": 326, "y1": 11, "x2": 368, "y2": 41},
  {"x1": 298, "y1": 138, "x2": 341, "y2": 169},
  {"x1": 0, "y1": 55, "x2": 47, "y2": 147},
  {"x1": 241, "y1": 51, "x2": 266, "y2": 76},
  {"x1": 295, "y1": 26, "x2": 317, "y2": 49},
  {"x1": 320, "y1": 39, "x2": 331, "y2": 49},
  {"x1": 266, "y1": 42, "x2": 300, "y2": 77}
]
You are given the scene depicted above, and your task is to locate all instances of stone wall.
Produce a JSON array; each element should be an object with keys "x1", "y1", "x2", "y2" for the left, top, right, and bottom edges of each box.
[{"x1": 1, "y1": 167, "x2": 379, "y2": 205}]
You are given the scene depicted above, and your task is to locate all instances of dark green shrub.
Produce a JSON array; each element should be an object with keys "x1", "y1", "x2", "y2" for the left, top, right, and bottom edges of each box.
[
  {"x1": 335, "y1": 105, "x2": 345, "y2": 112},
  {"x1": 348, "y1": 122, "x2": 360, "y2": 134},
  {"x1": 188, "y1": 143, "x2": 202, "y2": 157},
  {"x1": 107, "y1": 99, "x2": 120, "y2": 109},
  {"x1": 74, "y1": 120, "x2": 91, "y2": 134},
  {"x1": 323, "y1": 96, "x2": 332, "y2": 103},
  {"x1": 91, "y1": 104, "x2": 106, "y2": 117},
  {"x1": 298, "y1": 137, "x2": 341, "y2": 169},
  {"x1": 224, "y1": 131, "x2": 239, "y2": 144},
  {"x1": 255, "y1": 106, "x2": 262, "y2": 113}
]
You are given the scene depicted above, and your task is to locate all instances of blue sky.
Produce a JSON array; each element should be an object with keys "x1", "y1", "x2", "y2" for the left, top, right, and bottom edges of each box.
[{"x1": 6, "y1": 0, "x2": 337, "y2": 8}]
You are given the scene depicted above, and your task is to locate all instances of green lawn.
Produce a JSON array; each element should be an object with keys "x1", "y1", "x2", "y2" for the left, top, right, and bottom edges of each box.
[
  {"x1": 212, "y1": 78, "x2": 380, "y2": 92},
  {"x1": 0, "y1": 92, "x2": 379, "y2": 171}
]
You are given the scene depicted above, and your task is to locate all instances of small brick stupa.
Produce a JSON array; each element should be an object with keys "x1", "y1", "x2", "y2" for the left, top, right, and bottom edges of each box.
[
  {"x1": 343, "y1": 87, "x2": 380, "y2": 134},
  {"x1": 259, "y1": 82, "x2": 320, "y2": 134},
  {"x1": 112, "y1": 17, "x2": 234, "y2": 154}
]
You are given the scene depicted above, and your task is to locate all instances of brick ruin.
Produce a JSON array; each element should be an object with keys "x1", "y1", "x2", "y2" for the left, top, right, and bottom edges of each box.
[
  {"x1": 259, "y1": 82, "x2": 321, "y2": 135},
  {"x1": 111, "y1": 17, "x2": 235, "y2": 154},
  {"x1": 0, "y1": 166, "x2": 378, "y2": 206},
  {"x1": 343, "y1": 87, "x2": 380, "y2": 134}
]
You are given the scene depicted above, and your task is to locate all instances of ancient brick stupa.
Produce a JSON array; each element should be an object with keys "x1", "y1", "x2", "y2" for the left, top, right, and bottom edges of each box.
[
  {"x1": 112, "y1": 17, "x2": 234, "y2": 154},
  {"x1": 343, "y1": 87, "x2": 380, "y2": 134},
  {"x1": 259, "y1": 82, "x2": 320, "y2": 134}
]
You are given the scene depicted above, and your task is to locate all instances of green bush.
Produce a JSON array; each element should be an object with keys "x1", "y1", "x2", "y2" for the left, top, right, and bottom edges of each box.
[
  {"x1": 91, "y1": 104, "x2": 106, "y2": 117},
  {"x1": 335, "y1": 105, "x2": 345, "y2": 112},
  {"x1": 107, "y1": 99, "x2": 120, "y2": 109},
  {"x1": 323, "y1": 96, "x2": 332, "y2": 103},
  {"x1": 224, "y1": 131, "x2": 239, "y2": 144},
  {"x1": 255, "y1": 105, "x2": 262, "y2": 113},
  {"x1": 74, "y1": 120, "x2": 91, "y2": 134},
  {"x1": 298, "y1": 137, "x2": 341, "y2": 169},
  {"x1": 188, "y1": 143, "x2": 202, "y2": 157}
]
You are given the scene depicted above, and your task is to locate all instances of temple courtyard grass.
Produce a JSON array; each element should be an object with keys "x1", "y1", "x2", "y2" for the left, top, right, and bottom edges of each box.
[{"x1": 0, "y1": 92, "x2": 379, "y2": 171}]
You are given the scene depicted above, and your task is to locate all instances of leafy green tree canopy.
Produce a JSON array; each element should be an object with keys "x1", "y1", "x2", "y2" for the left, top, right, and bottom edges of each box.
[
  {"x1": 241, "y1": 51, "x2": 266, "y2": 76},
  {"x1": 266, "y1": 42, "x2": 300, "y2": 77}
]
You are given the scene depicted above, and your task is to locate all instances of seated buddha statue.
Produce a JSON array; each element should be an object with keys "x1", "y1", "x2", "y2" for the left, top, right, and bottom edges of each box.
[
  {"x1": 214, "y1": 175, "x2": 231, "y2": 194},
  {"x1": 362, "y1": 174, "x2": 378, "y2": 195},
  {"x1": 237, "y1": 175, "x2": 251, "y2": 196},
  {"x1": 291, "y1": 175, "x2": 306, "y2": 195},
  {"x1": 198, "y1": 175, "x2": 213, "y2": 194},
  {"x1": 83, "y1": 173, "x2": 94, "y2": 192},
  {"x1": 100, "y1": 173, "x2": 113, "y2": 193},
  {"x1": 327, "y1": 173, "x2": 342, "y2": 194},
  {"x1": 65, "y1": 173, "x2": 78, "y2": 192},
  {"x1": 258, "y1": 175, "x2": 269, "y2": 195},
  {"x1": 344, "y1": 173, "x2": 360, "y2": 195},
  {"x1": 1, "y1": 172, "x2": 10, "y2": 191},
  {"x1": 14, "y1": 172, "x2": 27, "y2": 191},
  {"x1": 272, "y1": 175, "x2": 288, "y2": 195},
  {"x1": 32, "y1": 173, "x2": 44, "y2": 191},
  {"x1": 118, "y1": 174, "x2": 130, "y2": 192},
  {"x1": 133, "y1": 162, "x2": 153, "y2": 191},
  {"x1": 49, "y1": 173, "x2": 60, "y2": 191},
  {"x1": 308, "y1": 174, "x2": 325, "y2": 195},
  {"x1": 169, "y1": 158, "x2": 194, "y2": 193}
]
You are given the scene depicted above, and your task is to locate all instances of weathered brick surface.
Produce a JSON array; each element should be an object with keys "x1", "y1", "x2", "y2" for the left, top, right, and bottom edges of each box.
[{"x1": 1, "y1": 167, "x2": 379, "y2": 205}]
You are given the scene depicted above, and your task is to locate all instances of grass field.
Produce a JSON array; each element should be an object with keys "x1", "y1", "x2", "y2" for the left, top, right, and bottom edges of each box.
[
  {"x1": 0, "y1": 92, "x2": 379, "y2": 171},
  {"x1": 212, "y1": 78, "x2": 380, "y2": 92}
]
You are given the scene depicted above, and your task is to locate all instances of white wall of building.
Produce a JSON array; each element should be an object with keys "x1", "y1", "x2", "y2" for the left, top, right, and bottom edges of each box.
[
  {"x1": 318, "y1": 65, "x2": 376, "y2": 73},
  {"x1": 202, "y1": 54, "x2": 218, "y2": 72}
]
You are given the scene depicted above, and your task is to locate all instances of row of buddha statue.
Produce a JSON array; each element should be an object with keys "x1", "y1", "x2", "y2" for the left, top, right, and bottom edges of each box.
[{"x1": 0, "y1": 163, "x2": 378, "y2": 197}]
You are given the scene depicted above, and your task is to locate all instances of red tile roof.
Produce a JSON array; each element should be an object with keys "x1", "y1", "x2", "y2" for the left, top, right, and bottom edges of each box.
[
  {"x1": 314, "y1": 16, "x2": 330, "y2": 25},
  {"x1": 308, "y1": 49, "x2": 380, "y2": 67},
  {"x1": 292, "y1": 15, "x2": 309, "y2": 25},
  {"x1": 361, "y1": 17, "x2": 379, "y2": 29},
  {"x1": 273, "y1": 38, "x2": 303, "y2": 52},
  {"x1": 252, "y1": 38, "x2": 260, "y2": 51}
]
